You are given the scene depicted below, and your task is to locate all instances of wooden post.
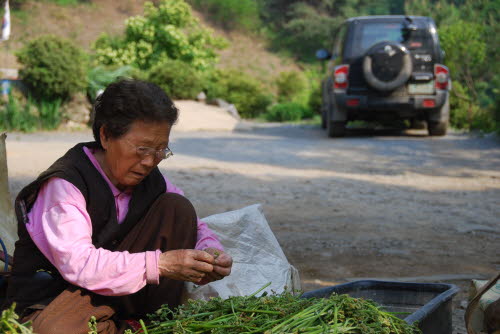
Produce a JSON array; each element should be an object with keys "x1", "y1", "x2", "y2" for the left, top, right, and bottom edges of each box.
[{"x1": 0, "y1": 132, "x2": 17, "y2": 255}]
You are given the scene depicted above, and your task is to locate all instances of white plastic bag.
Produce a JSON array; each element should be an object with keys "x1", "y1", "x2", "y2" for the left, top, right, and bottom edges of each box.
[{"x1": 184, "y1": 204, "x2": 300, "y2": 300}]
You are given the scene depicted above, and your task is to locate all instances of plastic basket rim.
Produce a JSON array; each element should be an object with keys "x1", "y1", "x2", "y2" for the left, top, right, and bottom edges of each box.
[{"x1": 301, "y1": 279, "x2": 460, "y2": 324}]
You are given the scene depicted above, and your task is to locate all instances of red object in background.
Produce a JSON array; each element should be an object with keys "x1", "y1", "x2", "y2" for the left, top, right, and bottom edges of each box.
[{"x1": 423, "y1": 99, "x2": 436, "y2": 108}]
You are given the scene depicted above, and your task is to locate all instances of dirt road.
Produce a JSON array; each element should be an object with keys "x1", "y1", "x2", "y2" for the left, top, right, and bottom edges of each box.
[{"x1": 5, "y1": 124, "x2": 500, "y2": 332}]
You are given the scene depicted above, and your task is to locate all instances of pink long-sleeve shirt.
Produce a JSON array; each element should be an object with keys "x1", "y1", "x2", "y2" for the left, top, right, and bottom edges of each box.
[{"x1": 25, "y1": 146, "x2": 222, "y2": 296}]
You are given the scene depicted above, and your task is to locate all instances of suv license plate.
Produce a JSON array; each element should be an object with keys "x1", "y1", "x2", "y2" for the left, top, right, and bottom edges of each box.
[{"x1": 408, "y1": 81, "x2": 435, "y2": 94}]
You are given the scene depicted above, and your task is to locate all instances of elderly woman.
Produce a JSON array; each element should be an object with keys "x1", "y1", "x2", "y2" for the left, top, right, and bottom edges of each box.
[{"x1": 4, "y1": 79, "x2": 232, "y2": 333}]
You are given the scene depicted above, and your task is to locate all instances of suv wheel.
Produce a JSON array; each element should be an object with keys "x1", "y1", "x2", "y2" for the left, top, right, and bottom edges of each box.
[
  {"x1": 362, "y1": 41, "x2": 412, "y2": 91},
  {"x1": 327, "y1": 121, "x2": 346, "y2": 137},
  {"x1": 427, "y1": 121, "x2": 447, "y2": 136},
  {"x1": 427, "y1": 95, "x2": 449, "y2": 136},
  {"x1": 320, "y1": 80, "x2": 331, "y2": 129}
]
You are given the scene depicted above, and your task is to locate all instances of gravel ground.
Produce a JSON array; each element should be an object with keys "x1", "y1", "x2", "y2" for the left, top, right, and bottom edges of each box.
[{"x1": 4, "y1": 123, "x2": 500, "y2": 332}]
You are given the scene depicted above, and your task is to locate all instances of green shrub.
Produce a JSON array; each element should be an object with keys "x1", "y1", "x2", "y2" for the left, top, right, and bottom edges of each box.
[
  {"x1": 204, "y1": 69, "x2": 273, "y2": 118},
  {"x1": 308, "y1": 80, "x2": 322, "y2": 114},
  {"x1": 265, "y1": 102, "x2": 314, "y2": 122},
  {"x1": 449, "y1": 80, "x2": 495, "y2": 132},
  {"x1": 275, "y1": 71, "x2": 308, "y2": 103},
  {"x1": 16, "y1": 35, "x2": 88, "y2": 102},
  {"x1": 93, "y1": 0, "x2": 226, "y2": 71},
  {"x1": 148, "y1": 59, "x2": 203, "y2": 99}
]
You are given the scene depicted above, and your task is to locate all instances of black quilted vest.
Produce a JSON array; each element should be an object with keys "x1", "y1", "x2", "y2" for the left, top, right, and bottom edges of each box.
[{"x1": 5, "y1": 142, "x2": 166, "y2": 313}]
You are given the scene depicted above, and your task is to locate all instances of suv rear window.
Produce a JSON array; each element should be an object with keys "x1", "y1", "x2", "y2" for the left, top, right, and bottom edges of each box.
[
  {"x1": 360, "y1": 23, "x2": 404, "y2": 49},
  {"x1": 348, "y1": 21, "x2": 432, "y2": 58}
]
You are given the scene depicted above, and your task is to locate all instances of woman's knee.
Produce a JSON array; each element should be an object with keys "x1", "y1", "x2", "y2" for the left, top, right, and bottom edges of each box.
[{"x1": 155, "y1": 193, "x2": 197, "y2": 220}]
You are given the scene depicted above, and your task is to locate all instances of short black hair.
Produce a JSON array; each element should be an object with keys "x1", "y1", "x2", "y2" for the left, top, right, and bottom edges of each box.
[{"x1": 91, "y1": 79, "x2": 178, "y2": 147}]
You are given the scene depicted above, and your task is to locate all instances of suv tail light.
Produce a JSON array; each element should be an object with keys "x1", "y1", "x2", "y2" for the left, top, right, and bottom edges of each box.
[
  {"x1": 333, "y1": 65, "x2": 349, "y2": 90},
  {"x1": 434, "y1": 64, "x2": 449, "y2": 90}
]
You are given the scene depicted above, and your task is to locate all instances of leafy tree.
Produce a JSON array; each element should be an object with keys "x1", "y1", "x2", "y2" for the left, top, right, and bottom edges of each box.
[
  {"x1": 405, "y1": 0, "x2": 460, "y2": 26},
  {"x1": 407, "y1": 0, "x2": 497, "y2": 131},
  {"x1": 260, "y1": 0, "x2": 403, "y2": 61},
  {"x1": 93, "y1": 0, "x2": 226, "y2": 71},
  {"x1": 279, "y1": 3, "x2": 340, "y2": 60},
  {"x1": 439, "y1": 21, "x2": 486, "y2": 99}
]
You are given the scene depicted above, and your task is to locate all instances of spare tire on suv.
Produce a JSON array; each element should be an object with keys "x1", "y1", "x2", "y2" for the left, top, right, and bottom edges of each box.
[
  {"x1": 316, "y1": 16, "x2": 451, "y2": 138},
  {"x1": 363, "y1": 41, "x2": 413, "y2": 91}
]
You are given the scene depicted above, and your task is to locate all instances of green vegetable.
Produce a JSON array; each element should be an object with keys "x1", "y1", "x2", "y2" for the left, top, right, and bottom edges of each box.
[
  {"x1": 88, "y1": 315, "x2": 98, "y2": 334},
  {"x1": 0, "y1": 303, "x2": 35, "y2": 334},
  {"x1": 131, "y1": 285, "x2": 421, "y2": 334}
]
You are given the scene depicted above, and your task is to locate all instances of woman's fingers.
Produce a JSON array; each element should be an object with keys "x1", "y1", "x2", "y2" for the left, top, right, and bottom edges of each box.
[
  {"x1": 202, "y1": 248, "x2": 233, "y2": 268},
  {"x1": 193, "y1": 249, "x2": 216, "y2": 264},
  {"x1": 159, "y1": 249, "x2": 215, "y2": 281},
  {"x1": 213, "y1": 264, "x2": 231, "y2": 277},
  {"x1": 214, "y1": 253, "x2": 233, "y2": 268},
  {"x1": 158, "y1": 249, "x2": 233, "y2": 283}
]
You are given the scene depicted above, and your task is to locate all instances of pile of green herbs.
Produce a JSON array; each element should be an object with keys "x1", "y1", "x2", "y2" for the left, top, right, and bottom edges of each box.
[
  {"x1": 0, "y1": 303, "x2": 34, "y2": 334},
  {"x1": 129, "y1": 289, "x2": 421, "y2": 334}
]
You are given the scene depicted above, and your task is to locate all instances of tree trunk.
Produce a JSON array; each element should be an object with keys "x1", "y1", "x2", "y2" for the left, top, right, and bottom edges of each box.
[{"x1": 0, "y1": 132, "x2": 17, "y2": 256}]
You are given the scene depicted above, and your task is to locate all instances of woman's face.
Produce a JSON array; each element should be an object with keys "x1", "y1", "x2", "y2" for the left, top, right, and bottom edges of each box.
[{"x1": 99, "y1": 120, "x2": 171, "y2": 191}]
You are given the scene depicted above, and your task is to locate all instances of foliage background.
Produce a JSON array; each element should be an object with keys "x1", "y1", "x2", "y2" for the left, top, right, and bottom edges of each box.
[{"x1": 1, "y1": 0, "x2": 498, "y2": 133}]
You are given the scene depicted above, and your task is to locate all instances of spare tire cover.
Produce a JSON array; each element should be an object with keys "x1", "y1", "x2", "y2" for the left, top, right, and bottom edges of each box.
[{"x1": 362, "y1": 41, "x2": 412, "y2": 91}]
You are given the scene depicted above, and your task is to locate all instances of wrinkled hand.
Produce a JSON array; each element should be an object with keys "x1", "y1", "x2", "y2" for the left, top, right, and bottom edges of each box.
[
  {"x1": 199, "y1": 248, "x2": 233, "y2": 285},
  {"x1": 159, "y1": 249, "x2": 215, "y2": 284}
]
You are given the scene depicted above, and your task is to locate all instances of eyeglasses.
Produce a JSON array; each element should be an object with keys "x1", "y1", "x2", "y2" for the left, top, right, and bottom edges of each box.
[{"x1": 125, "y1": 139, "x2": 173, "y2": 160}]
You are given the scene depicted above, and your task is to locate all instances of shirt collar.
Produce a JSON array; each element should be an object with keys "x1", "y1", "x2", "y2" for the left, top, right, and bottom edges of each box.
[{"x1": 83, "y1": 146, "x2": 125, "y2": 197}]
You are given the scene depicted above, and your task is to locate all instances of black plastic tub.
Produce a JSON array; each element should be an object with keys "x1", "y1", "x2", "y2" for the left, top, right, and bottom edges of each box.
[{"x1": 301, "y1": 280, "x2": 459, "y2": 334}]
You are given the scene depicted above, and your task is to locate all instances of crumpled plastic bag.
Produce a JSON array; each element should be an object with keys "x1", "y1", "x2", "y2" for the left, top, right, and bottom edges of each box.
[{"x1": 184, "y1": 204, "x2": 300, "y2": 300}]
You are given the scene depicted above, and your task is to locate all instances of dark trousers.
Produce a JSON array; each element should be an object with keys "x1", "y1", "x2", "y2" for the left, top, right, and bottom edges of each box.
[{"x1": 22, "y1": 193, "x2": 198, "y2": 334}]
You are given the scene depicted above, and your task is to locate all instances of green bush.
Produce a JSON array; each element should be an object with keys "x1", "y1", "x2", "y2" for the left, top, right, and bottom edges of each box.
[
  {"x1": 16, "y1": 35, "x2": 88, "y2": 102},
  {"x1": 93, "y1": 0, "x2": 226, "y2": 71},
  {"x1": 275, "y1": 71, "x2": 308, "y2": 103},
  {"x1": 188, "y1": 0, "x2": 261, "y2": 31},
  {"x1": 450, "y1": 80, "x2": 495, "y2": 132},
  {"x1": 265, "y1": 102, "x2": 314, "y2": 122},
  {"x1": 308, "y1": 80, "x2": 322, "y2": 114},
  {"x1": 148, "y1": 59, "x2": 203, "y2": 99},
  {"x1": 204, "y1": 69, "x2": 273, "y2": 118}
]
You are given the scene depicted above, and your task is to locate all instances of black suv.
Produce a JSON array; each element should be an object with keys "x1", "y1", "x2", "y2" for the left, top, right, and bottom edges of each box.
[{"x1": 317, "y1": 16, "x2": 450, "y2": 137}]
